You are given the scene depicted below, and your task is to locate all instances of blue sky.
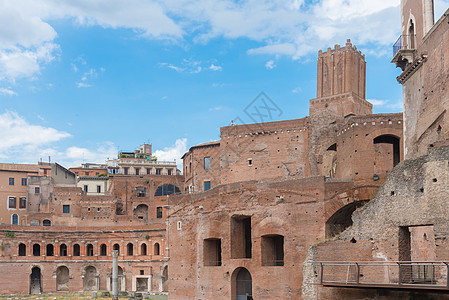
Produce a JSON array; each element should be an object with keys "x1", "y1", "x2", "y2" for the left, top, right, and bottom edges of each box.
[{"x1": 1, "y1": 0, "x2": 448, "y2": 168}]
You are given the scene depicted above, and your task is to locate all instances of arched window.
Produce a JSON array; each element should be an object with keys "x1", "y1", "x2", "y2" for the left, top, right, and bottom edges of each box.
[
  {"x1": 11, "y1": 214, "x2": 18, "y2": 225},
  {"x1": 141, "y1": 243, "x2": 147, "y2": 256},
  {"x1": 60, "y1": 244, "x2": 67, "y2": 256},
  {"x1": 33, "y1": 244, "x2": 41, "y2": 256},
  {"x1": 86, "y1": 244, "x2": 94, "y2": 256},
  {"x1": 73, "y1": 244, "x2": 80, "y2": 256},
  {"x1": 100, "y1": 244, "x2": 107, "y2": 256},
  {"x1": 113, "y1": 243, "x2": 120, "y2": 256},
  {"x1": 43, "y1": 219, "x2": 51, "y2": 226},
  {"x1": 127, "y1": 243, "x2": 134, "y2": 256},
  {"x1": 18, "y1": 243, "x2": 26, "y2": 256},
  {"x1": 154, "y1": 243, "x2": 160, "y2": 256},
  {"x1": 46, "y1": 244, "x2": 54, "y2": 256},
  {"x1": 154, "y1": 184, "x2": 180, "y2": 197}
]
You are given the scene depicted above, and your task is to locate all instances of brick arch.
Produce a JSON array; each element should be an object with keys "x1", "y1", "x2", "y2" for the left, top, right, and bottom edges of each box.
[{"x1": 324, "y1": 186, "x2": 378, "y2": 238}]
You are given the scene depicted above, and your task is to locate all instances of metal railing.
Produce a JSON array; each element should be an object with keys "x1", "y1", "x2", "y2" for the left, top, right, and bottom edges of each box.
[
  {"x1": 315, "y1": 261, "x2": 449, "y2": 290},
  {"x1": 393, "y1": 35, "x2": 416, "y2": 57}
]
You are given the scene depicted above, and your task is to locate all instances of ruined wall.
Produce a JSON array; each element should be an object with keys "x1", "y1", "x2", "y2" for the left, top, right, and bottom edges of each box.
[
  {"x1": 220, "y1": 118, "x2": 311, "y2": 184},
  {"x1": 310, "y1": 145, "x2": 449, "y2": 299},
  {"x1": 401, "y1": 10, "x2": 449, "y2": 158},
  {"x1": 168, "y1": 176, "x2": 377, "y2": 299}
]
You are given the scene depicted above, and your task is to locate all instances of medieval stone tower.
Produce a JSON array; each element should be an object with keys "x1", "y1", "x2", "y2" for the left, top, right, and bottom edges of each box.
[{"x1": 309, "y1": 39, "x2": 372, "y2": 117}]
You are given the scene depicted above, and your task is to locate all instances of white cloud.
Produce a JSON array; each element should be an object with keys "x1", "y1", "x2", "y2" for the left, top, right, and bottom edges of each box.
[
  {"x1": 0, "y1": 111, "x2": 71, "y2": 158},
  {"x1": 76, "y1": 67, "x2": 100, "y2": 88},
  {"x1": 368, "y1": 99, "x2": 388, "y2": 106},
  {"x1": 209, "y1": 106, "x2": 224, "y2": 111},
  {"x1": 209, "y1": 64, "x2": 222, "y2": 71},
  {"x1": 248, "y1": 43, "x2": 297, "y2": 56},
  {"x1": 265, "y1": 60, "x2": 276, "y2": 70},
  {"x1": 153, "y1": 138, "x2": 188, "y2": 165},
  {"x1": 0, "y1": 87, "x2": 17, "y2": 96}
]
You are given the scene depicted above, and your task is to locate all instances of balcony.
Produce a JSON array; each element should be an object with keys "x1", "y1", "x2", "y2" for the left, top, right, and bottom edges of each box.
[
  {"x1": 314, "y1": 261, "x2": 449, "y2": 291},
  {"x1": 391, "y1": 35, "x2": 416, "y2": 71}
]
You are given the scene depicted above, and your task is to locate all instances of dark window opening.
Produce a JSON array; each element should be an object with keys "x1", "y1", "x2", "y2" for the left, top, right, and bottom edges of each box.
[
  {"x1": 154, "y1": 243, "x2": 160, "y2": 255},
  {"x1": 60, "y1": 244, "x2": 67, "y2": 256},
  {"x1": 73, "y1": 244, "x2": 80, "y2": 256},
  {"x1": 156, "y1": 168, "x2": 161, "y2": 175},
  {"x1": 374, "y1": 134, "x2": 401, "y2": 167},
  {"x1": 18, "y1": 243, "x2": 26, "y2": 256},
  {"x1": 83, "y1": 185, "x2": 88, "y2": 193},
  {"x1": 204, "y1": 238, "x2": 222, "y2": 266},
  {"x1": 141, "y1": 243, "x2": 147, "y2": 255},
  {"x1": 127, "y1": 243, "x2": 134, "y2": 256},
  {"x1": 46, "y1": 244, "x2": 54, "y2": 256},
  {"x1": 261, "y1": 235, "x2": 284, "y2": 266},
  {"x1": 135, "y1": 168, "x2": 140, "y2": 175},
  {"x1": 9, "y1": 177, "x2": 14, "y2": 185},
  {"x1": 33, "y1": 244, "x2": 41, "y2": 256},
  {"x1": 157, "y1": 207, "x2": 163, "y2": 218},
  {"x1": 63, "y1": 205, "x2": 70, "y2": 213},
  {"x1": 100, "y1": 244, "x2": 107, "y2": 256},
  {"x1": 86, "y1": 244, "x2": 94, "y2": 256},
  {"x1": 231, "y1": 216, "x2": 252, "y2": 259},
  {"x1": 97, "y1": 185, "x2": 101, "y2": 193},
  {"x1": 43, "y1": 219, "x2": 51, "y2": 226},
  {"x1": 35, "y1": 187, "x2": 40, "y2": 194},
  {"x1": 140, "y1": 270, "x2": 144, "y2": 275},
  {"x1": 22, "y1": 178, "x2": 27, "y2": 186}
]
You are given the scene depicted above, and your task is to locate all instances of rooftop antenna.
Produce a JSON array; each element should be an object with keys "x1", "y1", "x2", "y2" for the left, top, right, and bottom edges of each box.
[{"x1": 48, "y1": 156, "x2": 51, "y2": 163}]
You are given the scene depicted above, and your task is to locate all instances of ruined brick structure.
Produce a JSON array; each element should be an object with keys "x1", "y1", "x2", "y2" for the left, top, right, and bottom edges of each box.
[
  {"x1": 168, "y1": 40, "x2": 404, "y2": 299},
  {"x1": 307, "y1": 1, "x2": 449, "y2": 299},
  {"x1": 0, "y1": 154, "x2": 183, "y2": 295}
]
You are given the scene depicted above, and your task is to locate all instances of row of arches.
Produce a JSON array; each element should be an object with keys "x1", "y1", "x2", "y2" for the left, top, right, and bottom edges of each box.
[
  {"x1": 18, "y1": 242, "x2": 161, "y2": 257},
  {"x1": 29, "y1": 265, "x2": 169, "y2": 294}
]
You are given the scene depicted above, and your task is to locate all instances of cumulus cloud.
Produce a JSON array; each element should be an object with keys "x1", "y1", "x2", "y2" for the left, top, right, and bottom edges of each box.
[
  {"x1": 153, "y1": 138, "x2": 188, "y2": 165},
  {"x1": 0, "y1": 110, "x2": 71, "y2": 158}
]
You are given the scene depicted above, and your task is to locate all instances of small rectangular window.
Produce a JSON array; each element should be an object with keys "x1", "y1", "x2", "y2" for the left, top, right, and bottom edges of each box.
[
  {"x1": 124, "y1": 168, "x2": 129, "y2": 175},
  {"x1": 177, "y1": 221, "x2": 182, "y2": 231},
  {"x1": 248, "y1": 159, "x2": 253, "y2": 166},
  {"x1": 84, "y1": 185, "x2": 88, "y2": 193},
  {"x1": 231, "y1": 216, "x2": 252, "y2": 259},
  {"x1": 97, "y1": 185, "x2": 101, "y2": 193},
  {"x1": 63, "y1": 205, "x2": 70, "y2": 213},
  {"x1": 147, "y1": 168, "x2": 151, "y2": 175},
  {"x1": 8, "y1": 197, "x2": 16, "y2": 209},
  {"x1": 204, "y1": 181, "x2": 211, "y2": 191},
  {"x1": 135, "y1": 168, "x2": 140, "y2": 175},
  {"x1": 157, "y1": 207, "x2": 163, "y2": 218},
  {"x1": 156, "y1": 169, "x2": 161, "y2": 175},
  {"x1": 21, "y1": 178, "x2": 27, "y2": 186},
  {"x1": 168, "y1": 169, "x2": 172, "y2": 175},
  {"x1": 204, "y1": 157, "x2": 211, "y2": 170},
  {"x1": 85, "y1": 171, "x2": 89, "y2": 176},
  {"x1": 19, "y1": 197, "x2": 26, "y2": 209},
  {"x1": 35, "y1": 187, "x2": 40, "y2": 194},
  {"x1": 261, "y1": 235, "x2": 284, "y2": 266},
  {"x1": 95, "y1": 172, "x2": 99, "y2": 176},
  {"x1": 9, "y1": 178, "x2": 14, "y2": 185}
]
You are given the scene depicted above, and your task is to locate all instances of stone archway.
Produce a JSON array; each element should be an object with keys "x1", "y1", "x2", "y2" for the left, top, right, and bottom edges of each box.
[
  {"x1": 56, "y1": 266, "x2": 69, "y2": 291},
  {"x1": 30, "y1": 267, "x2": 42, "y2": 294},
  {"x1": 231, "y1": 267, "x2": 252, "y2": 300},
  {"x1": 83, "y1": 266, "x2": 98, "y2": 291}
]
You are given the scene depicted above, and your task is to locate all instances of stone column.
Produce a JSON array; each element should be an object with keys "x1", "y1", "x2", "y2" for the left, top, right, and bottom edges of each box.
[{"x1": 112, "y1": 250, "x2": 119, "y2": 300}]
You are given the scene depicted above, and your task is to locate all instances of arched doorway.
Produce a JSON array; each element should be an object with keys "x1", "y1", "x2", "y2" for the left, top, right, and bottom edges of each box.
[
  {"x1": 56, "y1": 266, "x2": 69, "y2": 291},
  {"x1": 232, "y1": 267, "x2": 252, "y2": 300},
  {"x1": 162, "y1": 266, "x2": 168, "y2": 292},
  {"x1": 83, "y1": 266, "x2": 98, "y2": 291},
  {"x1": 325, "y1": 200, "x2": 369, "y2": 238},
  {"x1": 373, "y1": 134, "x2": 401, "y2": 171},
  {"x1": 30, "y1": 267, "x2": 42, "y2": 294}
]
